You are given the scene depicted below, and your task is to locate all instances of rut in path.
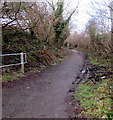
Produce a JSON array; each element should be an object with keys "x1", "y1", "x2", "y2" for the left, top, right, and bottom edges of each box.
[{"x1": 2, "y1": 50, "x2": 85, "y2": 118}]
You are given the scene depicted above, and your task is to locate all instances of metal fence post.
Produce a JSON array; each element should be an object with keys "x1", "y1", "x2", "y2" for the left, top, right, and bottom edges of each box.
[{"x1": 20, "y1": 52, "x2": 24, "y2": 73}]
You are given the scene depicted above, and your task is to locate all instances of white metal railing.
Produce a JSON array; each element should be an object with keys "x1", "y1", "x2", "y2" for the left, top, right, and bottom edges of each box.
[{"x1": 0, "y1": 52, "x2": 27, "y2": 73}]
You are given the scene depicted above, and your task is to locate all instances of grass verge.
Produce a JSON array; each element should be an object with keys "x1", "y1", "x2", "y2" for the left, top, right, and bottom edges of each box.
[
  {"x1": 76, "y1": 78, "x2": 112, "y2": 118},
  {"x1": 75, "y1": 52, "x2": 113, "y2": 119}
]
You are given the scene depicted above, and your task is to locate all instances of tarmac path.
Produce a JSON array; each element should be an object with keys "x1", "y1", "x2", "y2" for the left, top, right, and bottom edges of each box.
[{"x1": 2, "y1": 50, "x2": 85, "y2": 118}]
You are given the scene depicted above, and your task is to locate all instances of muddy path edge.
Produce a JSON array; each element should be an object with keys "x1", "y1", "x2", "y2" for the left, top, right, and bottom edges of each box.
[{"x1": 66, "y1": 50, "x2": 89, "y2": 118}]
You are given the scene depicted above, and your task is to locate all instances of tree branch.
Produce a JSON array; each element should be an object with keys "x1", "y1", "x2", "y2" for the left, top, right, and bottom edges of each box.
[{"x1": 2, "y1": 2, "x2": 22, "y2": 28}]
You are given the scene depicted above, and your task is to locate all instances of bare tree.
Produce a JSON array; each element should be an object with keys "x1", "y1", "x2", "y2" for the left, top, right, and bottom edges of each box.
[
  {"x1": 110, "y1": 1, "x2": 113, "y2": 33},
  {"x1": 2, "y1": 2, "x2": 35, "y2": 29},
  {"x1": 88, "y1": 0, "x2": 112, "y2": 33}
]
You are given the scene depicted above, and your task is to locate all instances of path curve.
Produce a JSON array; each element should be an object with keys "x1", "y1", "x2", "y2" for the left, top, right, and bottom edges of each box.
[{"x1": 2, "y1": 50, "x2": 85, "y2": 118}]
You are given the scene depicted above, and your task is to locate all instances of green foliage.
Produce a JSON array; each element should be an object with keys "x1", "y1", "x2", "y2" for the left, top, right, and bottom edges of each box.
[
  {"x1": 75, "y1": 52, "x2": 112, "y2": 118},
  {"x1": 3, "y1": 27, "x2": 40, "y2": 63},
  {"x1": 87, "y1": 24, "x2": 96, "y2": 43},
  {"x1": 54, "y1": 1, "x2": 64, "y2": 19},
  {"x1": 106, "y1": 112, "x2": 113, "y2": 120},
  {"x1": 76, "y1": 78, "x2": 112, "y2": 118},
  {"x1": 53, "y1": 1, "x2": 65, "y2": 45},
  {"x1": 53, "y1": 1, "x2": 71, "y2": 46},
  {"x1": 88, "y1": 51, "x2": 111, "y2": 67},
  {"x1": 2, "y1": 71, "x2": 24, "y2": 82},
  {"x1": 2, "y1": 26, "x2": 67, "y2": 81},
  {"x1": 85, "y1": 19, "x2": 111, "y2": 56}
]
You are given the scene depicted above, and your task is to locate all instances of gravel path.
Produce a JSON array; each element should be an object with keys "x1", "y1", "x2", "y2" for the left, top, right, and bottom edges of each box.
[{"x1": 2, "y1": 50, "x2": 85, "y2": 118}]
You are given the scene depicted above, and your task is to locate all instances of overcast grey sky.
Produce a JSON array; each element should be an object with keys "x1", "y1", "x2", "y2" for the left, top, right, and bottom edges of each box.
[
  {"x1": 63, "y1": 0, "x2": 111, "y2": 34},
  {"x1": 3, "y1": 0, "x2": 111, "y2": 33},
  {"x1": 64, "y1": 0, "x2": 93, "y2": 33},
  {"x1": 41, "y1": 0, "x2": 93, "y2": 33}
]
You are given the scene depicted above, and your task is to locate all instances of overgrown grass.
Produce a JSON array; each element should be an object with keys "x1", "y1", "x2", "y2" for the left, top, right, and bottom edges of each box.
[
  {"x1": 88, "y1": 51, "x2": 111, "y2": 67},
  {"x1": 75, "y1": 53, "x2": 113, "y2": 119},
  {"x1": 1, "y1": 71, "x2": 24, "y2": 83},
  {"x1": 75, "y1": 78, "x2": 112, "y2": 118}
]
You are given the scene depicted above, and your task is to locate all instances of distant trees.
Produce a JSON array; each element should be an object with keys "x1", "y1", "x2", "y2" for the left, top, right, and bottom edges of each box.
[
  {"x1": 85, "y1": 19, "x2": 97, "y2": 47},
  {"x1": 89, "y1": 0, "x2": 113, "y2": 33},
  {"x1": 84, "y1": 19, "x2": 111, "y2": 59},
  {"x1": 80, "y1": 0, "x2": 112, "y2": 57},
  {"x1": 110, "y1": 1, "x2": 113, "y2": 37}
]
